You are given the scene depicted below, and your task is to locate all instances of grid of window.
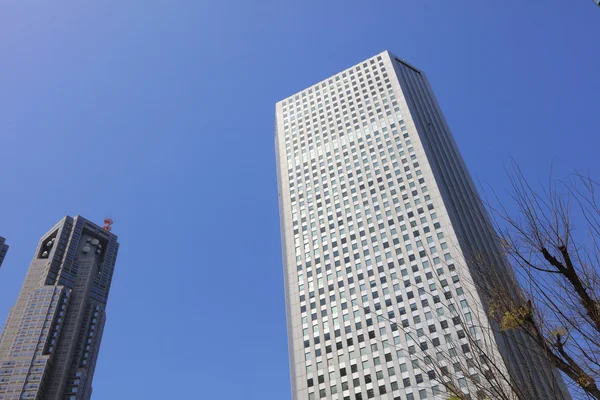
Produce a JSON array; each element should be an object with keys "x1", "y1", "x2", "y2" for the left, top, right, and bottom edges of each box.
[
  {"x1": 0, "y1": 217, "x2": 119, "y2": 400},
  {"x1": 0, "y1": 287, "x2": 66, "y2": 398},
  {"x1": 277, "y1": 53, "x2": 481, "y2": 400}
]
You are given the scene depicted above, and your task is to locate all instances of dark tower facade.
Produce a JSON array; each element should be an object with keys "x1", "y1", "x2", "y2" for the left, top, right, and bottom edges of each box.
[
  {"x1": 0, "y1": 216, "x2": 119, "y2": 400},
  {"x1": 0, "y1": 237, "x2": 8, "y2": 269}
]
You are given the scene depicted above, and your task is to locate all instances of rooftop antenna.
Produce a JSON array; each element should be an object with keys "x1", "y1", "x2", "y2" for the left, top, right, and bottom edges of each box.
[{"x1": 103, "y1": 218, "x2": 113, "y2": 232}]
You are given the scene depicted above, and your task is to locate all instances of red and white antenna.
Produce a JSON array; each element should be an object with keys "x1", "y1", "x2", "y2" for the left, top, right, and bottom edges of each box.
[{"x1": 103, "y1": 218, "x2": 114, "y2": 232}]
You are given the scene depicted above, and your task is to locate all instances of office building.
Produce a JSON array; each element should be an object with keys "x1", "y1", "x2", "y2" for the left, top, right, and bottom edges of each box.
[
  {"x1": 0, "y1": 216, "x2": 119, "y2": 400},
  {"x1": 275, "y1": 51, "x2": 567, "y2": 399}
]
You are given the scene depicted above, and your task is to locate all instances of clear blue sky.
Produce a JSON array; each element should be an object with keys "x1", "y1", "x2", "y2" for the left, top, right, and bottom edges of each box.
[{"x1": 0, "y1": 1, "x2": 598, "y2": 399}]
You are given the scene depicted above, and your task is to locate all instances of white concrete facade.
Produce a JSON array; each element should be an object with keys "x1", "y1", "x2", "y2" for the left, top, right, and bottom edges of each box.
[{"x1": 275, "y1": 51, "x2": 566, "y2": 400}]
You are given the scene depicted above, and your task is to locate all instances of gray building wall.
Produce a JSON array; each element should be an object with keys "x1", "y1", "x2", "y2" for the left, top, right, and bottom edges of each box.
[
  {"x1": 0, "y1": 216, "x2": 119, "y2": 400},
  {"x1": 390, "y1": 56, "x2": 569, "y2": 399}
]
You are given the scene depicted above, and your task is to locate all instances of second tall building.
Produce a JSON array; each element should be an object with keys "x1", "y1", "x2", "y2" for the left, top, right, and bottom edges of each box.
[{"x1": 275, "y1": 51, "x2": 567, "y2": 400}]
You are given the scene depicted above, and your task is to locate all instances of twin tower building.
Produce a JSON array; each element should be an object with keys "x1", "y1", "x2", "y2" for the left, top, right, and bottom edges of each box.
[
  {"x1": 0, "y1": 50, "x2": 566, "y2": 400},
  {"x1": 0, "y1": 217, "x2": 118, "y2": 399}
]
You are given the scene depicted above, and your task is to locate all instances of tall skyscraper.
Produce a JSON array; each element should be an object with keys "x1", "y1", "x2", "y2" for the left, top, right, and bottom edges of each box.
[
  {"x1": 275, "y1": 51, "x2": 567, "y2": 400},
  {"x1": 0, "y1": 237, "x2": 8, "y2": 269},
  {"x1": 0, "y1": 216, "x2": 119, "y2": 400}
]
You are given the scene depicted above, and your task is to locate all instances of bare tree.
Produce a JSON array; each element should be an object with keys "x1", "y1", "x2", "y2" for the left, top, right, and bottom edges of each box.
[
  {"x1": 342, "y1": 227, "x2": 568, "y2": 400},
  {"x1": 343, "y1": 248, "x2": 570, "y2": 400},
  {"x1": 337, "y1": 165, "x2": 599, "y2": 399},
  {"x1": 481, "y1": 166, "x2": 600, "y2": 399},
  {"x1": 346, "y1": 165, "x2": 600, "y2": 399}
]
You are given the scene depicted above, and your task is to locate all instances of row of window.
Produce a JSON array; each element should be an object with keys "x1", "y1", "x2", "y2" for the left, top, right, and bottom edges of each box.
[{"x1": 278, "y1": 55, "x2": 484, "y2": 400}]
